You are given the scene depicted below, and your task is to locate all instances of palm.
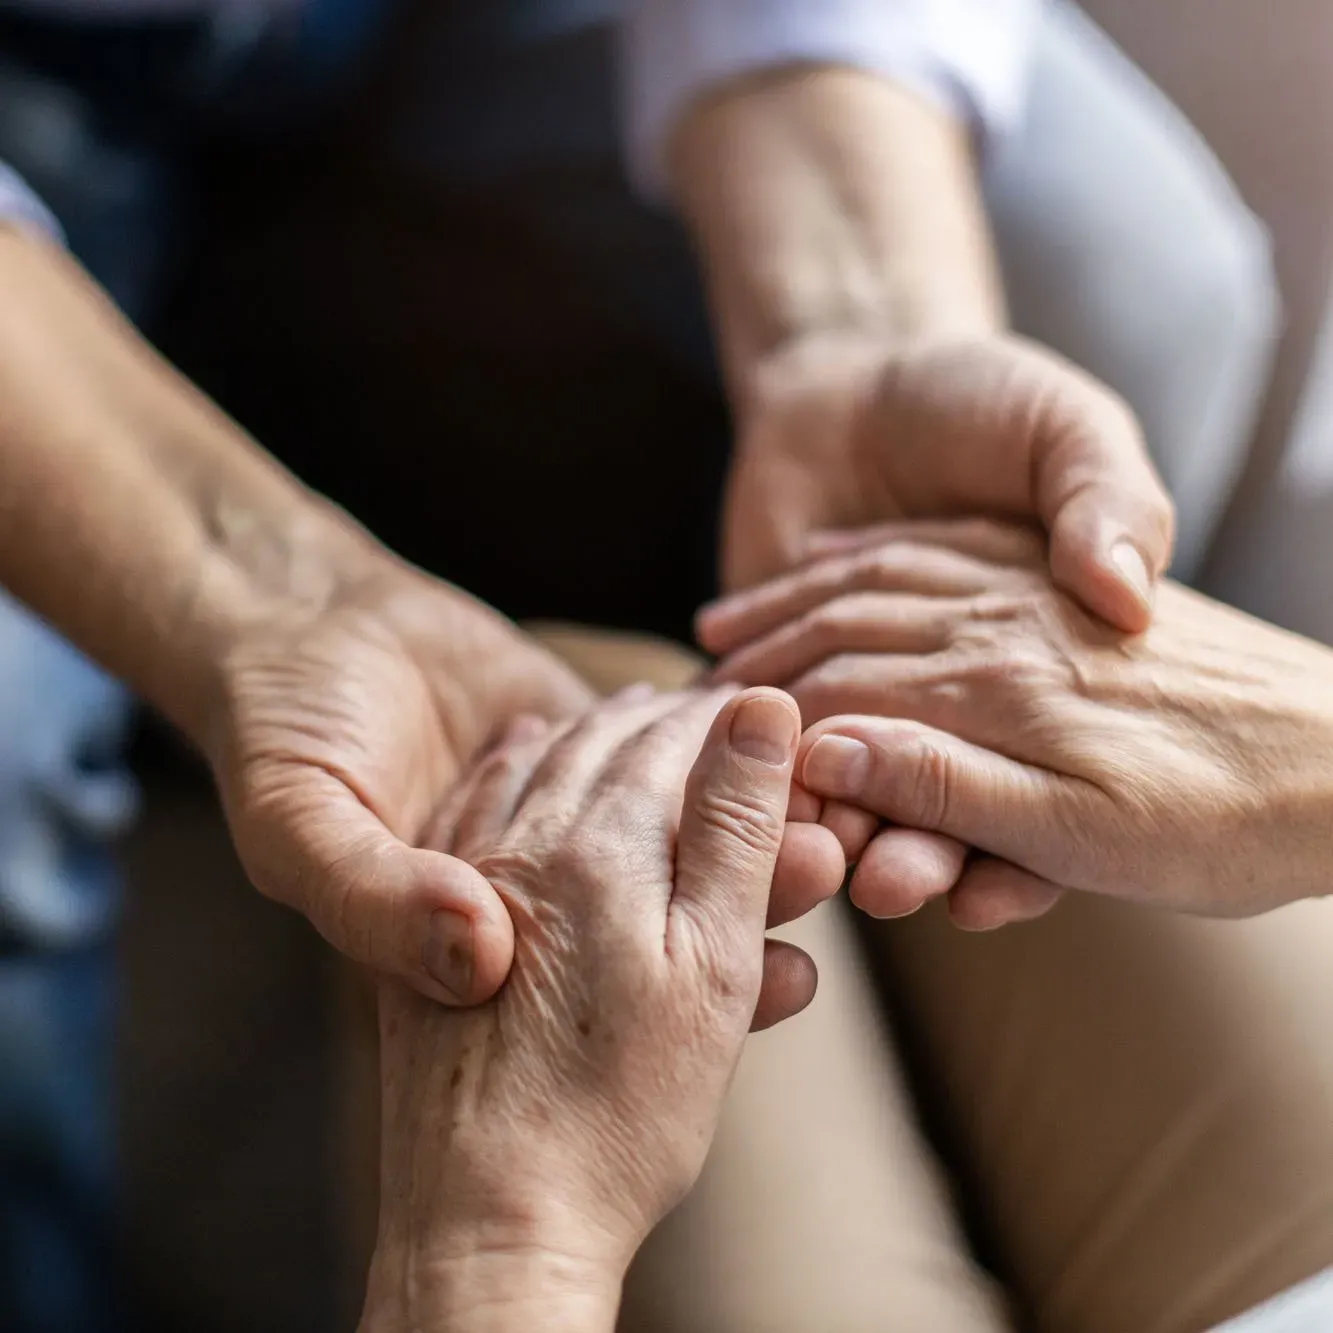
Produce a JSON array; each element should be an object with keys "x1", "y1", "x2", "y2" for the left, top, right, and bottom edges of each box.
[{"x1": 206, "y1": 564, "x2": 592, "y2": 996}]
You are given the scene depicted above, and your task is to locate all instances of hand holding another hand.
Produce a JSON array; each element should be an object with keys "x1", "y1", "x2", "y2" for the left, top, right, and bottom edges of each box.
[
  {"x1": 723, "y1": 333, "x2": 1174, "y2": 633},
  {"x1": 707, "y1": 520, "x2": 1333, "y2": 922},
  {"x1": 208, "y1": 558, "x2": 596, "y2": 1009}
]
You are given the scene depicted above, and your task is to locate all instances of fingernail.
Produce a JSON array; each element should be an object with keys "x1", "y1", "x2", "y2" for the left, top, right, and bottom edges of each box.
[
  {"x1": 729, "y1": 694, "x2": 798, "y2": 764},
  {"x1": 803, "y1": 736, "x2": 871, "y2": 797},
  {"x1": 1109, "y1": 541, "x2": 1153, "y2": 608},
  {"x1": 423, "y1": 910, "x2": 474, "y2": 1001},
  {"x1": 873, "y1": 900, "x2": 926, "y2": 922}
]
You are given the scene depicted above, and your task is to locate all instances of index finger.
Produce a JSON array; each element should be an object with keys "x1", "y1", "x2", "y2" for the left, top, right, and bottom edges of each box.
[{"x1": 697, "y1": 543, "x2": 1000, "y2": 658}]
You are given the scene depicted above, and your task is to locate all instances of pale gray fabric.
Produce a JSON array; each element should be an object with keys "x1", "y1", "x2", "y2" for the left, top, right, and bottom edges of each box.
[
  {"x1": 1216, "y1": 1268, "x2": 1333, "y2": 1333},
  {"x1": 988, "y1": 2, "x2": 1280, "y2": 579},
  {"x1": 1202, "y1": 289, "x2": 1333, "y2": 644},
  {"x1": 621, "y1": 0, "x2": 1042, "y2": 196}
]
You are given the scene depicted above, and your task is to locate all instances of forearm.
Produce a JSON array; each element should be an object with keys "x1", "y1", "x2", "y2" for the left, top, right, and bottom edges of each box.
[
  {"x1": 668, "y1": 66, "x2": 1004, "y2": 395},
  {"x1": 0, "y1": 227, "x2": 381, "y2": 745}
]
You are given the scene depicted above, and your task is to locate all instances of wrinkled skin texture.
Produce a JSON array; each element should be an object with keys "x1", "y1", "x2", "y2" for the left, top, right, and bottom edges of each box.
[
  {"x1": 713, "y1": 520, "x2": 1333, "y2": 920},
  {"x1": 371, "y1": 688, "x2": 821, "y2": 1290},
  {"x1": 209, "y1": 559, "x2": 595, "y2": 1007},
  {"x1": 720, "y1": 333, "x2": 1174, "y2": 634}
]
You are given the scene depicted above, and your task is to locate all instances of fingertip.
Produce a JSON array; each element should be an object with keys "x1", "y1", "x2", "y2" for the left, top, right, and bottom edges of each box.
[
  {"x1": 410, "y1": 856, "x2": 515, "y2": 1005},
  {"x1": 609, "y1": 681, "x2": 658, "y2": 706},
  {"x1": 768, "y1": 822, "x2": 845, "y2": 928},
  {"x1": 847, "y1": 828, "x2": 966, "y2": 920},
  {"x1": 693, "y1": 602, "x2": 733, "y2": 656},
  {"x1": 457, "y1": 893, "x2": 517, "y2": 1002},
  {"x1": 819, "y1": 800, "x2": 878, "y2": 862},
  {"x1": 1050, "y1": 495, "x2": 1167, "y2": 633},
  {"x1": 1052, "y1": 542, "x2": 1153, "y2": 634},
  {"x1": 946, "y1": 860, "x2": 1064, "y2": 932},
  {"x1": 751, "y1": 940, "x2": 818, "y2": 1032}
]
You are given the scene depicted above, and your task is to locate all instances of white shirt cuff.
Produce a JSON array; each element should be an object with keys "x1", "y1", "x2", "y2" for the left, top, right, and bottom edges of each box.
[
  {"x1": 621, "y1": 0, "x2": 1043, "y2": 200},
  {"x1": 0, "y1": 163, "x2": 64, "y2": 245}
]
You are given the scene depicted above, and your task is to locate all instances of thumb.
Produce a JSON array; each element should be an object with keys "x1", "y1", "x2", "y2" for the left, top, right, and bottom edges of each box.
[
  {"x1": 671, "y1": 689, "x2": 799, "y2": 972},
  {"x1": 1038, "y1": 399, "x2": 1176, "y2": 633},
  {"x1": 233, "y1": 765, "x2": 515, "y2": 1007}
]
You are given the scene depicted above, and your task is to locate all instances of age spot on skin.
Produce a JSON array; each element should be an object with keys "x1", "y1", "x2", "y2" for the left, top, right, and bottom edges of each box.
[
  {"x1": 449, "y1": 1064, "x2": 464, "y2": 1090},
  {"x1": 577, "y1": 1017, "x2": 593, "y2": 1038}
]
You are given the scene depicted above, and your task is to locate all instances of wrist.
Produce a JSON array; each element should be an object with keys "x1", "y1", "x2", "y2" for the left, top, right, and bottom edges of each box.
[
  {"x1": 173, "y1": 471, "x2": 387, "y2": 750},
  {"x1": 361, "y1": 1238, "x2": 623, "y2": 1333},
  {"x1": 0, "y1": 229, "x2": 391, "y2": 746},
  {"x1": 668, "y1": 65, "x2": 1003, "y2": 396}
]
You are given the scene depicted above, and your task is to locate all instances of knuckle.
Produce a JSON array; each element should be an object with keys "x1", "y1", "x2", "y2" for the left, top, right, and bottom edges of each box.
[
  {"x1": 693, "y1": 787, "x2": 785, "y2": 859},
  {"x1": 966, "y1": 591, "x2": 1032, "y2": 627},
  {"x1": 898, "y1": 733, "x2": 956, "y2": 829},
  {"x1": 546, "y1": 829, "x2": 612, "y2": 888},
  {"x1": 685, "y1": 926, "x2": 763, "y2": 1019},
  {"x1": 706, "y1": 947, "x2": 764, "y2": 1014},
  {"x1": 864, "y1": 545, "x2": 911, "y2": 588},
  {"x1": 805, "y1": 596, "x2": 859, "y2": 644},
  {"x1": 789, "y1": 653, "x2": 870, "y2": 722},
  {"x1": 957, "y1": 516, "x2": 1012, "y2": 546},
  {"x1": 961, "y1": 648, "x2": 1049, "y2": 706}
]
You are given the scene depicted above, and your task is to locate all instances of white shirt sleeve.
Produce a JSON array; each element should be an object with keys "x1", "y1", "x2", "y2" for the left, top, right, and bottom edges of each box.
[
  {"x1": 0, "y1": 162, "x2": 64, "y2": 244},
  {"x1": 621, "y1": 0, "x2": 1044, "y2": 199}
]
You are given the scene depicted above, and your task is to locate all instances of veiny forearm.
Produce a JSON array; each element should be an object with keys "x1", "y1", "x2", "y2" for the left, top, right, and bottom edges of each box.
[
  {"x1": 0, "y1": 228, "x2": 379, "y2": 744},
  {"x1": 668, "y1": 65, "x2": 1005, "y2": 396}
]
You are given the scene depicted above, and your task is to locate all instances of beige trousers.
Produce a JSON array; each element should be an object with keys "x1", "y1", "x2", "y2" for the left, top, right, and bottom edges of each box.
[{"x1": 342, "y1": 628, "x2": 1333, "y2": 1333}]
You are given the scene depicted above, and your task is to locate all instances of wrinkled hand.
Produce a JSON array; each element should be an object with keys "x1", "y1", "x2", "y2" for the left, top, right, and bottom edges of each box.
[
  {"x1": 425, "y1": 692, "x2": 843, "y2": 1031},
  {"x1": 367, "y1": 688, "x2": 815, "y2": 1325},
  {"x1": 206, "y1": 555, "x2": 594, "y2": 1007},
  {"x1": 721, "y1": 332, "x2": 1174, "y2": 632},
  {"x1": 713, "y1": 520, "x2": 1333, "y2": 920}
]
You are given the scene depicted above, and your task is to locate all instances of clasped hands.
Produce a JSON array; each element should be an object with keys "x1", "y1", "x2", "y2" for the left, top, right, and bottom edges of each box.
[{"x1": 361, "y1": 515, "x2": 1333, "y2": 1331}]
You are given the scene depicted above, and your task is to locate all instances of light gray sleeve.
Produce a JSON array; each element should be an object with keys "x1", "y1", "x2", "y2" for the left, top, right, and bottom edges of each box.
[
  {"x1": 620, "y1": 0, "x2": 1043, "y2": 198},
  {"x1": 1214, "y1": 1268, "x2": 1333, "y2": 1333},
  {"x1": 0, "y1": 161, "x2": 64, "y2": 244}
]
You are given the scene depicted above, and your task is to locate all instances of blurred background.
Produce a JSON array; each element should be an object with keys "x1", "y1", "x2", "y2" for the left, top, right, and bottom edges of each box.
[{"x1": 2, "y1": 1, "x2": 1333, "y2": 1330}]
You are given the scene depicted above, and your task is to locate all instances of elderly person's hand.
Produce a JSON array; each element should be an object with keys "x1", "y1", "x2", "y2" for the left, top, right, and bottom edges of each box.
[
  {"x1": 359, "y1": 686, "x2": 819, "y2": 1333},
  {"x1": 722, "y1": 333, "x2": 1173, "y2": 629},
  {"x1": 705, "y1": 521, "x2": 1333, "y2": 923}
]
